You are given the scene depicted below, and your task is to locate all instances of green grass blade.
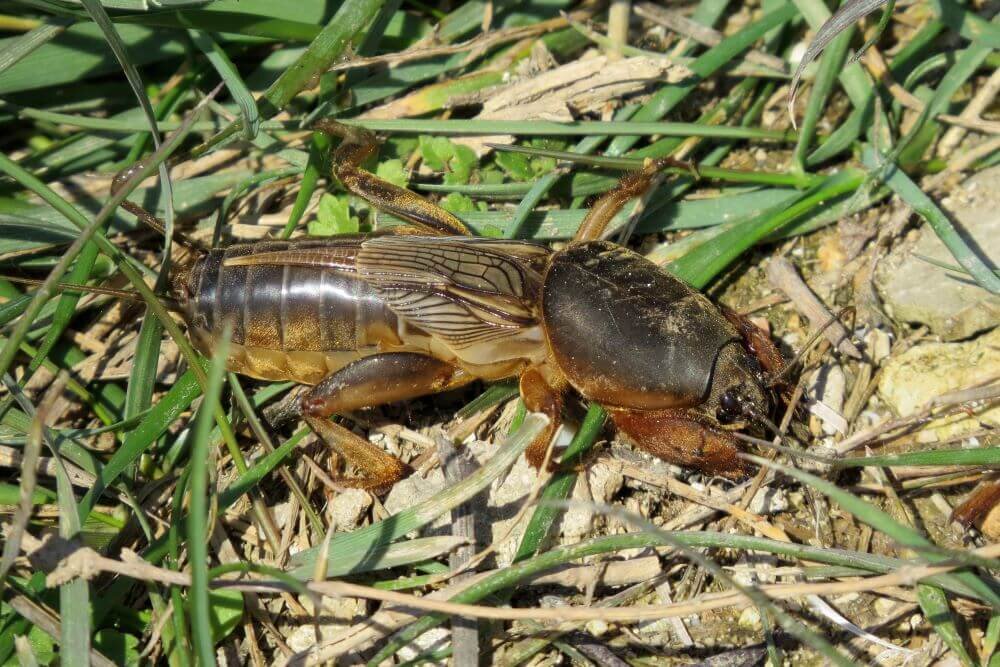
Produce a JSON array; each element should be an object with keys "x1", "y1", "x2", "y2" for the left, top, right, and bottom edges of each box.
[
  {"x1": 896, "y1": 23, "x2": 999, "y2": 167},
  {"x1": 7, "y1": 382, "x2": 90, "y2": 665},
  {"x1": 985, "y1": 610, "x2": 1000, "y2": 664},
  {"x1": 917, "y1": 584, "x2": 976, "y2": 667},
  {"x1": 669, "y1": 169, "x2": 865, "y2": 289},
  {"x1": 193, "y1": 0, "x2": 386, "y2": 154},
  {"x1": 605, "y1": 1, "x2": 797, "y2": 156},
  {"x1": 862, "y1": 146, "x2": 1000, "y2": 294},
  {"x1": 837, "y1": 446, "x2": 1000, "y2": 468},
  {"x1": 512, "y1": 404, "x2": 606, "y2": 562},
  {"x1": 0, "y1": 19, "x2": 69, "y2": 75},
  {"x1": 792, "y1": 2, "x2": 853, "y2": 172},
  {"x1": 186, "y1": 332, "x2": 230, "y2": 667},
  {"x1": 746, "y1": 455, "x2": 1000, "y2": 607},
  {"x1": 928, "y1": 0, "x2": 1000, "y2": 47},
  {"x1": 188, "y1": 29, "x2": 260, "y2": 140},
  {"x1": 78, "y1": 369, "x2": 202, "y2": 519},
  {"x1": 281, "y1": 131, "x2": 329, "y2": 238}
]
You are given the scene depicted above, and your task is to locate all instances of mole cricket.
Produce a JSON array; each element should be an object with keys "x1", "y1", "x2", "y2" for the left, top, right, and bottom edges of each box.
[{"x1": 107, "y1": 119, "x2": 786, "y2": 492}]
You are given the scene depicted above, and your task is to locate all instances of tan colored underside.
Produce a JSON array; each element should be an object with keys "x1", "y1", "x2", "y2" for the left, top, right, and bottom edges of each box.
[{"x1": 190, "y1": 327, "x2": 534, "y2": 386}]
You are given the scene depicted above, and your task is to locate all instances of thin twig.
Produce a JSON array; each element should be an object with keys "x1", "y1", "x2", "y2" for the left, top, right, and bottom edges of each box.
[
  {"x1": 32, "y1": 530, "x2": 1000, "y2": 623},
  {"x1": 766, "y1": 257, "x2": 863, "y2": 359},
  {"x1": 438, "y1": 433, "x2": 483, "y2": 667},
  {"x1": 635, "y1": 2, "x2": 788, "y2": 72}
]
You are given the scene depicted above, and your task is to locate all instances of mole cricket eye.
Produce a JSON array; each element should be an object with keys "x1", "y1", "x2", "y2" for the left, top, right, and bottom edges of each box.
[{"x1": 716, "y1": 389, "x2": 742, "y2": 424}]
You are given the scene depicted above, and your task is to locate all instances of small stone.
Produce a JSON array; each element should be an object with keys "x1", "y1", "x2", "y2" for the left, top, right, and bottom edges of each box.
[
  {"x1": 587, "y1": 460, "x2": 624, "y2": 503},
  {"x1": 396, "y1": 627, "x2": 451, "y2": 662},
  {"x1": 328, "y1": 489, "x2": 371, "y2": 532},
  {"x1": 806, "y1": 364, "x2": 847, "y2": 436},
  {"x1": 559, "y1": 473, "x2": 596, "y2": 542},
  {"x1": 585, "y1": 619, "x2": 609, "y2": 637},
  {"x1": 383, "y1": 468, "x2": 449, "y2": 535},
  {"x1": 748, "y1": 486, "x2": 788, "y2": 515},
  {"x1": 878, "y1": 328, "x2": 1000, "y2": 440},
  {"x1": 874, "y1": 596, "x2": 897, "y2": 617},
  {"x1": 738, "y1": 606, "x2": 761, "y2": 629},
  {"x1": 875, "y1": 166, "x2": 1000, "y2": 341},
  {"x1": 285, "y1": 597, "x2": 366, "y2": 652}
]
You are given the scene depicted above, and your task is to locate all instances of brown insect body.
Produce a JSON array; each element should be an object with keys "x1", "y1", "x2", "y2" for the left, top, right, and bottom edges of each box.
[
  {"x1": 172, "y1": 235, "x2": 775, "y2": 485},
  {"x1": 126, "y1": 120, "x2": 782, "y2": 491}
]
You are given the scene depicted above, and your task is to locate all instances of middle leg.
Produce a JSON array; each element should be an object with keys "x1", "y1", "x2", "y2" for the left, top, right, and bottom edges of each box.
[
  {"x1": 314, "y1": 119, "x2": 472, "y2": 237},
  {"x1": 574, "y1": 157, "x2": 697, "y2": 243}
]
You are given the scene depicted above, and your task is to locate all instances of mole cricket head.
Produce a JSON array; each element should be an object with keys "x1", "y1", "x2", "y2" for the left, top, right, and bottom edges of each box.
[{"x1": 704, "y1": 342, "x2": 772, "y2": 431}]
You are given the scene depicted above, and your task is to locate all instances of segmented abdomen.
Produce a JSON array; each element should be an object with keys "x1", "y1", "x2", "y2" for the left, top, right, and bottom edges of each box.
[{"x1": 183, "y1": 239, "x2": 402, "y2": 384}]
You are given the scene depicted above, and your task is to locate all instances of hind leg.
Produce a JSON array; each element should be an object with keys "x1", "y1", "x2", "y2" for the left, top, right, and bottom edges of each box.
[{"x1": 301, "y1": 352, "x2": 471, "y2": 492}]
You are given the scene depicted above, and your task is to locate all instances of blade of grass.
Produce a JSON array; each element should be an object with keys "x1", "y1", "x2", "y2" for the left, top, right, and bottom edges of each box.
[
  {"x1": 0, "y1": 18, "x2": 69, "y2": 75},
  {"x1": 669, "y1": 169, "x2": 865, "y2": 289},
  {"x1": 862, "y1": 146, "x2": 1000, "y2": 294},
  {"x1": 896, "y1": 19, "x2": 999, "y2": 167},
  {"x1": 7, "y1": 379, "x2": 90, "y2": 665},
  {"x1": 792, "y1": 1, "x2": 853, "y2": 172},
  {"x1": 191, "y1": 0, "x2": 386, "y2": 155},
  {"x1": 605, "y1": 1, "x2": 797, "y2": 156},
  {"x1": 280, "y1": 131, "x2": 330, "y2": 238},
  {"x1": 837, "y1": 446, "x2": 1000, "y2": 468},
  {"x1": 985, "y1": 611, "x2": 1000, "y2": 665},
  {"x1": 928, "y1": 0, "x2": 1000, "y2": 47},
  {"x1": 788, "y1": 0, "x2": 885, "y2": 107},
  {"x1": 512, "y1": 404, "x2": 606, "y2": 562},
  {"x1": 187, "y1": 29, "x2": 260, "y2": 140},
  {"x1": 0, "y1": 376, "x2": 42, "y2": 586},
  {"x1": 486, "y1": 144, "x2": 814, "y2": 186},
  {"x1": 745, "y1": 455, "x2": 1000, "y2": 607},
  {"x1": 227, "y1": 374, "x2": 323, "y2": 534},
  {"x1": 19, "y1": 108, "x2": 799, "y2": 140},
  {"x1": 916, "y1": 584, "x2": 976, "y2": 667},
  {"x1": 186, "y1": 331, "x2": 230, "y2": 667},
  {"x1": 77, "y1": 369, "x2": 201, "y2": 519}
]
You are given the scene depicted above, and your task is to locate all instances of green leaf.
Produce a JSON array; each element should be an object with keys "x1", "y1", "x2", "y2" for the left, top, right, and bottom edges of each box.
[
  {"x1": 418, "y1": 135, "x2": 450, "y2": 170},
  {"x1": 375, "y1": 158, "x2": 408, "y2": 188},
  {"x1": 445, "y1": 143, "x2": 478, "y2": 185},
  {"x1": 495, "y1": 151, "x2": 533, "y2": 181},
  {"x1": 91, "y1": 630, "x2": 139, "y2": 667},
  {"x1": 22, "y1": 626, "x2": 54, "y2": 666},
  {"x1": 440, "y1": 192, "x2": 475, "y2": 214},
  {"x1": 208, "y1": 590, "x2": 245, "y2": 643},
  {"x1": 310, "y1": 193, "x2": 359, "y2": 236}
]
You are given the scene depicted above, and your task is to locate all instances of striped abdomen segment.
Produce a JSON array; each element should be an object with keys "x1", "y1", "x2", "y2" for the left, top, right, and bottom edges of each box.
[{"x1": 183, "y1": 239, "x2": 401, "y2": 384}]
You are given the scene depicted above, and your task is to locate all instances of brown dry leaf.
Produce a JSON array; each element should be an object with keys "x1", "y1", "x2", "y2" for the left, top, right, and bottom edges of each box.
[{"x1": 456, "y1": 54, "x2": 691, "y2": 154}]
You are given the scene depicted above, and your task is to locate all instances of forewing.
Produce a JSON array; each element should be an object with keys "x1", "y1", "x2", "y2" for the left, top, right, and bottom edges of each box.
[{"x1": 356, "y1": 236, "x2": 549, "y2": 348}]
